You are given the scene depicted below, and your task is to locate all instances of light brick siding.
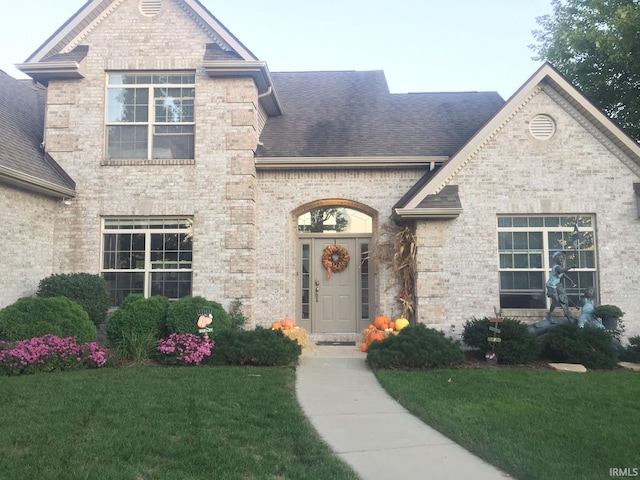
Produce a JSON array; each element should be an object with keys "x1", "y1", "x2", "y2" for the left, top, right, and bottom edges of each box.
[
  {"x1": 254, "y1": 168, "x2": 424, "y2": 327},
  {"x1": 0, "y1": 186, "x2": 59, "y2": 306},
  {"x1": 415, "y1": 88, "x2": 640, "y2": 339},
  {"x1": 42, "y1": 0, "x2": 259, "y2": 315}
]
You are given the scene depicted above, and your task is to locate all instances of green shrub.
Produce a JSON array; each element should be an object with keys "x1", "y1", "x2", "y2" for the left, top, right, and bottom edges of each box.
[
  {"x1": 209, "y1": 327, "x2": 301, "y2": 366},
  {"x1": 0, "y1": 296, "x2": 96, "y2": 343},
  {"x1": 228, "y1": 299, "x2": 248, "y2": 330},
  {"x1": 166, "y1": 296, "x2": 230, "y2": 337},
  {"x1": 542, "y1": 323, "x2": 619, "y2": 369},
  {"x1": 462, "y1": 317, "x2": 540, "y2": 365},
  {"x1": 37, "y1": 273, "x2": 109, "y2": 328},
  {"x1": 105, "y1": 294, "x2": 170, "y2": 360},
  {"x1": 366, "y1": 324, "x2": 465, "y2": 369},
  {"x1": 622, "y1": 336, "x2": 640, "y2": 363}
]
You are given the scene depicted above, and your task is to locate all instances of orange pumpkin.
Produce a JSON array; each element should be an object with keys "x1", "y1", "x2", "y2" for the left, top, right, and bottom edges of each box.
[
  {"x1": 271, "y1": 321, "x2": 283, "y2": 330},
  {"x1": 367, "y1": 324, "x2": 375, "y2": 330},
  {"x1": 361, "y1": 342, "x2": 369, "y2": 352},
  {"x1": 374, "y1": 315, "x2": 389, "y2": 330},
  {"x1": 281, "y1": 318, "x2": 297, "y2": 329},
  {"x1": 389, "y1": 321, "x2": 395, "y2": 331},
  {"x1": 367, "y1": 331, "x2": 385, "y2": 345}
]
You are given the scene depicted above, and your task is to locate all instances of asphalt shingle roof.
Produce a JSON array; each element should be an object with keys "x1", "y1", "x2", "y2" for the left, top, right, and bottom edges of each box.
[
  {"x1": 256, "y1": 70, "x2": 505, "y2": 158},
  {"x1": 0, "y1": 70, "x2": 75, "y2": 193}
]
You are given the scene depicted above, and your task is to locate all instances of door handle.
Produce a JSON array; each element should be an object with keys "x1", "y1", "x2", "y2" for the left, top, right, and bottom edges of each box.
[{"x1": 315, "y1": 280, "x2": 319, "y2": 303}]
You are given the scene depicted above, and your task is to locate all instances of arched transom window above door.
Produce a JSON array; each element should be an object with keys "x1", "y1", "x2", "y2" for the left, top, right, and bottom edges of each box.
[{"x1": 297, "y1": 207, "x2": 373, "y2": 234}]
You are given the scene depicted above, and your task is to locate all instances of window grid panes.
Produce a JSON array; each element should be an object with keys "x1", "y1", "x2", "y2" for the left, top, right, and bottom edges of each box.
[
  {"x1": 360, "y1": 243, "x2": 370, "y2": 320},
  {"x1": 106, "y1": 73, "x2": 195, "y2": 160},
  {"x1": 102, "y1": 217, "x2": 193, "y2": 306},
  {"x1": 301, "y1": 244, "x2": 310, "y2": 320},
  {"x1": 497, "y1": 215, "x2": 596, "y2": 310}
]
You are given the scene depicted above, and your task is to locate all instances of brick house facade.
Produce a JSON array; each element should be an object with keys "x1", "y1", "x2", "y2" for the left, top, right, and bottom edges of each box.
[{"x1": 1, "y1": 0, "x2": 639, "y2": 340}]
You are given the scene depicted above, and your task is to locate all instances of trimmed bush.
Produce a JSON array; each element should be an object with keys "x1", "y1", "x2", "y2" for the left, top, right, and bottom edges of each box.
[
  {"x1": 166, "y1": 296, "x2": 231, "y2": 337},
  {"x1": 0, "y1": 296, "x2": 96, "y2": 344},
  {"x1": 228, "y1": 299, "x2": 248, "y2": 331},
  {"x1": 462, "y1": 317, "x2": 540, "y2": 365},
  {"x1": 209, "y1": 327, "x2": 301, "y2": 366},
  {"x1": 622, "y1": 336, "x2": 640, "y2": 363},
  {"x1": 37, "y1": 273, "x2": 109, "y2": 328},
  {"x1": 105, "y1": 294, "x2": 170, "y2": 360},
  {"x1": 366, "y1": 324, "x2": 465, "y2": 369},
  {"x1": 541, "y1": 323, "x2": 619, "y2": 369}
]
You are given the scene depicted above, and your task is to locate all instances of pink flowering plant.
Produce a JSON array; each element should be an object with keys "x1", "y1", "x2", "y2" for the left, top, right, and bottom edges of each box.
[
  {"x1": 157, "y1": 333, "x2": 214, "y2": 366},
  {"x1": 0, "y1": 335, "x2": 113, "y2": 376}
]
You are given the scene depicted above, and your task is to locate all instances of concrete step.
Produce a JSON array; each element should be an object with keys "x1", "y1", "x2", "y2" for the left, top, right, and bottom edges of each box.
[{"x1": 308, "y1": 332, "x2": 359, "y2": 345}]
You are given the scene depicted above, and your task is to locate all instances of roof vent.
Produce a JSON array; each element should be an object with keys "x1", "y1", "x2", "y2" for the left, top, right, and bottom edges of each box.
[
  {"x1": 529, "y1": 114, "x2": 556, "y2": 140},
  {"x1": 139, "y1": 0, "x2": 162, "y2": 17}
]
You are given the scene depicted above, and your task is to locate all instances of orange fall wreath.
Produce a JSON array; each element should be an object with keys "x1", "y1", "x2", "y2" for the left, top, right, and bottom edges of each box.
[{"x1": 322, "y1": 245, "x2": 350, "y2": 279}]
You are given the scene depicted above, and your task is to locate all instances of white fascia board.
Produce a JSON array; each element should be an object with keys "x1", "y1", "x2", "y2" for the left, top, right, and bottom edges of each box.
[
  {"x1": 0, "y1": 166, "x2": 76, "y2": 198},
  {"x1": 25, "y1": 0, "x2": 109, "y2": 63},
  {"x1": 255, "y1": 156, "x2": 447, "y2": 169},
  {"x1": 392, "y1": 207, "x2": 463, "y2": 220},
  {"x1": 183, "y1": 0, "x2": 257, "y2": 61}
]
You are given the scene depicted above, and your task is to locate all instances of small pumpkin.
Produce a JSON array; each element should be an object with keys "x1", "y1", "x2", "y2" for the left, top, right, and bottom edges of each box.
[
  {"x1": 367, "y1": 324, "x2": 375, "y2": 330},
  {"x1": 367, "y1": 331, "x2": 385, "y2": 345},
  {"x1": 281, "y1": 318, "x2": 297, "y2": 329},
  {"x1": 271, "y1": 321, "x2": 283, "y2": 330},
  {"x1": 374, "y1": 315, "x2": 389, "y2": 330},
  {"x1": 360, "y1": 342, "x2": 369, "y2": 352},
  {"x1": 395, "y1": 318, "x2": 409, "y2": 331},
  {"x1": 389, "y1": 321, "x2": 395, "y2": 331}
]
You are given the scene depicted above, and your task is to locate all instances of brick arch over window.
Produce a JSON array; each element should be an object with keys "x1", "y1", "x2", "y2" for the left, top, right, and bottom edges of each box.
[{"x1": 292, "y1": 199, "x2": 379, "y2": 232}]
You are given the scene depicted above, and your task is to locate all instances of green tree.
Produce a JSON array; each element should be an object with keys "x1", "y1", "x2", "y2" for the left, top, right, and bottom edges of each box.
[{"x1": 531, "y1": 0, "x2": 640, "y2": 141}]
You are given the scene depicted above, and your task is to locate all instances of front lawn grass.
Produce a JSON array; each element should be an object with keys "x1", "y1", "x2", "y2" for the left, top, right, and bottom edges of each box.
[
  {"x1": 0, "y1": 367, "x2": 358, "y2": 480},
  {"x1": 375, "y1": 368, "x2": 640, "y2": 480}
]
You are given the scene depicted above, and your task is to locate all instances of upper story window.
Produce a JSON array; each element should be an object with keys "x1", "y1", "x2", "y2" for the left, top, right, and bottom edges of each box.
[{"x1": 106, "y1": 73, "x2": 195, "y2": 160}]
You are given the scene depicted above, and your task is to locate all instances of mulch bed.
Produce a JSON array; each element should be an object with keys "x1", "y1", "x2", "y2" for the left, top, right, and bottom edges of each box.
[{"x1": 463, "y1": 350, "x2": 551, "y2": 370}]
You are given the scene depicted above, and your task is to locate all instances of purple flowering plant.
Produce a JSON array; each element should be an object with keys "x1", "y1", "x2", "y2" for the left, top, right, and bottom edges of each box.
[
  {"x1": 0, "y1": 335, "x2": 113, "y2": 376},
  {"x1": 157, "y1": 333, "x2": 215, "y2": 366}
]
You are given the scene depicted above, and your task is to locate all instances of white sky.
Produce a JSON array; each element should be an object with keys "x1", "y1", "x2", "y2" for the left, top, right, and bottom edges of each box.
[{"x1": 0, "y1": 0, "x2": 553, "y2": 99}]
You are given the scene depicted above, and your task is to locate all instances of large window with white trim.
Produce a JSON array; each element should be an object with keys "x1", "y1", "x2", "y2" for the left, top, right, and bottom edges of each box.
[
  {"x1": 498, "y1": 215, "x2": 596, "y2": 310},
  {"x1": 106, "y1": 73, "x2": 195, "y2": 160},
  {"x1": 101, "y1": 217, "x2": 193, "y2": 306}
]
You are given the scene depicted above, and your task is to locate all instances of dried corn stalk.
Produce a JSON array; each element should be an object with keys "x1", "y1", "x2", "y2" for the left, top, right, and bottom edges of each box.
[{"x1": 369, "y1": 224, "x2": 417, "y2": 322}]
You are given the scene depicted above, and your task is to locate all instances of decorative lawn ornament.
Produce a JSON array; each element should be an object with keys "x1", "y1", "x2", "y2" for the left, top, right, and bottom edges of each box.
[{"x1": 322, "y1": 244, "x2": 350, "y2": 279}]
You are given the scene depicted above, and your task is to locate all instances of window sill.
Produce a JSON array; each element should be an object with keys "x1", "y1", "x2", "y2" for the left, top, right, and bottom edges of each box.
[{"x1": 101, "y1": 159, "x2": 195, "y2": 166}]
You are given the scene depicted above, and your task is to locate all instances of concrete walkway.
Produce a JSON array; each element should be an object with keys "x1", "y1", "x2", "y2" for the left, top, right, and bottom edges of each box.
[{"x1": 296, "y1": 344, "x2": 510, "y2": 480}]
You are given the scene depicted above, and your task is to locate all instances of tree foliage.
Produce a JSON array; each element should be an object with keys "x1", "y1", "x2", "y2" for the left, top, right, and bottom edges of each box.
[{"x1": 531, "y1": 0, "x2": 640, "y2": 141}]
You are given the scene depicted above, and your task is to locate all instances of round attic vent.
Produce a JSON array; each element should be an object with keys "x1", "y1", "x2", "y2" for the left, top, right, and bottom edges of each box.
[
  {"x1": 529, "y1": 114, "x2": 556, "y2": 140},
  {"x1": 139, "y1": 0, "x2": 162, "y2": 17}
]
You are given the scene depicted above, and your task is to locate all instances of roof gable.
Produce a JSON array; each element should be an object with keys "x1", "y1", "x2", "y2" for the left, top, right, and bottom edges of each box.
[
  {"x1": 395, "y1": 63, "x2": 640, "y2": 215},
  {"x1": 23, "y1": 0, "x2": 257, "y2": 65}
]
